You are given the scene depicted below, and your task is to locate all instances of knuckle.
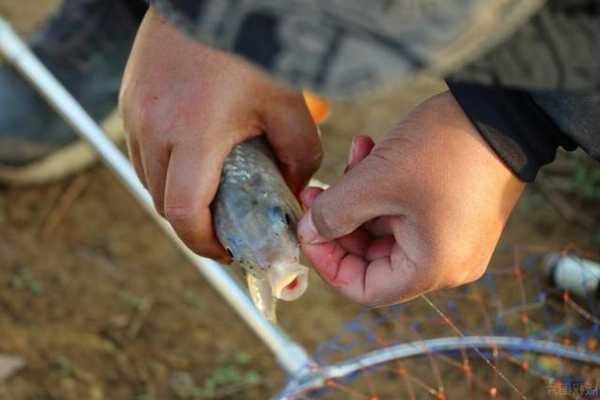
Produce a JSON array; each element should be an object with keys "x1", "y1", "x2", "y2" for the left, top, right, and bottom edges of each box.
[
  {"x1": 360, "y1": 289, "x2": 381, "y2": 306},
  {"x1": 368, "y1": 148, "x2": 396, "y2": 169},
  {"x1": 463, "y1": 262, "x2": 488, "y2": 285},
  {"x1": 135, "y1": 95, "x2": 172, "y2": 139},
  {"x1": 164, "y1": 204, "x2": 199, "y2": 232},
  {"x1": 137, "y1": 97, "x2": 159, "y2": 131},
  {"x1": 192, "y1": 243, "x2": 212, "y2": 258},
  {"x1": 164, "y1": 205, "x2": 215, "y2": 257},
  {"x1": 387, "y1": 254, "x2": 438, "y2": 303},
  {"x1": 362, "y1": 285, "x2": 409, "y2": 307},
  {"x1": 446, "y1": 241, "x2": 493, "y2": 288},
  {"x1": 409, "y1": 274, "x2": 438, "y2": 300},
  {"x1": 442, "y1": 257, "x2": 489, "y2": 289},
  {"x1": 444, "y1": 273, "x2": 470, "y2": 290}
]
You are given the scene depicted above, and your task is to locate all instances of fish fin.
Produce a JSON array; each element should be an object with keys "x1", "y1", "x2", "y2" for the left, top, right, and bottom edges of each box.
[{"x1": 246, "y1": 274, "x2": 278, "y2": 323}]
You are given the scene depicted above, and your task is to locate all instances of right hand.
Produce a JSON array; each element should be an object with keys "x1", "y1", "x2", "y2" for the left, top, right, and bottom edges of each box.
[
  {"x1": 298, "y1": 92, "x2": 525, "y2": 305},
  {"x1": 119, "y1": 8, "x2": 321, "y2": 260}
]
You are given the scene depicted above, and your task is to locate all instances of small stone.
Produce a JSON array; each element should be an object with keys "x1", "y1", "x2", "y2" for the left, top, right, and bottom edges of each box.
[{"x1": 0, "y1": 354, "x2": 25, "y2": 382}]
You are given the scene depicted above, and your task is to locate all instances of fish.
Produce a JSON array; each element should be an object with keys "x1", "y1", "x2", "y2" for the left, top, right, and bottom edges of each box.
[{"x1": 212, "y1": 136, "x2": 309, "y2": 322}]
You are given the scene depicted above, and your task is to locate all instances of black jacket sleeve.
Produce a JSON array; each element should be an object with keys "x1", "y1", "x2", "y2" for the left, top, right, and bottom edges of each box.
[{"x1": 445, "y1": 83, "x2": 576, "y2": 182}]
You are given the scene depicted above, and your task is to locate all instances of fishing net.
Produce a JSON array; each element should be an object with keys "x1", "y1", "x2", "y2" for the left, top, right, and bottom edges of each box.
[{"x1": 278, "y1": 245, "x2": 600, "y2": 399}]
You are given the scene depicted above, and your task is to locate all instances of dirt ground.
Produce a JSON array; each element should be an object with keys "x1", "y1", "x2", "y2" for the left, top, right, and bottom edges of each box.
[{"x1": 1, "y1": 2, "x2": 599, "y2": 400}]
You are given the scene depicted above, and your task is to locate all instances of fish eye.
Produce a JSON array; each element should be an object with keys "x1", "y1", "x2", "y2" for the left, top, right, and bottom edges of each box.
[
  {"x1": 268, "y1": 206, "x2": 294, "y2": 227},
  {"x1": 268, "y1": 206, "x2": 287, "y2": 225}
]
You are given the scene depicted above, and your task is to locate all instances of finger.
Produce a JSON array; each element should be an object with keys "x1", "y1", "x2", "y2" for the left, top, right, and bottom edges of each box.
[
  {"x1": 362, "y1": 244, "x2": 436, "y2": 305},
  {"x1": 299, "y1": 186, "x2": 323, "y2": 209},
  {"x1": 337, "y1": 229, "x2": 371, "y2": 256},
  {"x1": 298, "y1": 136, "x2": 377, "y2": 244},
  {"x1": 126, "y1": 133, "x2": 147, "y2": 188},
  {"x1": 300, "y1": 186, "x2": 371, "y2": 256},
  {"x1": 264, "y1": 94, "x2": 322, "y2": 194},
  {"x1": 301, "y1": 236, "x2": 367, "y2": 290},
  {"x1": 301, "y1": 209, "x2": 431, "y2": 304},
  {"x1": 299, "y1": 192, "x2": 370, "y2": 296},
  {"x1": 308, "y1": 240, "x2": 435, "y2": 305},
  {"x1": 301, "y1": 154, "x2": 404, "y2": 242},
  {"x1": 364, "y1": 216, "x2": 396, "y2": 237},
  {"x1": 365, "y1": 236, "x2": 395, "y2": 261},
  {"x1": 140, "y1": 140, "x2": 170, "y2": 217},
  {"x1": 164, "y1": 140, "x2": 230, "y2": 260},
  {"x1": 345, "y1": 135, "x2": 375, "y2": 172},
  {"x1": 302, "y1": 237, "x2": 369, "y2": 304}
]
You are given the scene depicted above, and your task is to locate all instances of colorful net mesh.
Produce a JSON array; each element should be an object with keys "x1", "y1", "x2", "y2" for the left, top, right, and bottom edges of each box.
[{"x1": 283, "y1": 245, "x2": 600, "y2": 399}]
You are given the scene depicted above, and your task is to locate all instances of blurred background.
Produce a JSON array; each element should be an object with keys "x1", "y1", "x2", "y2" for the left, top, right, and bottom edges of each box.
[{"x1": 0, "y1": 1, "x2": 599, "y2": 399}]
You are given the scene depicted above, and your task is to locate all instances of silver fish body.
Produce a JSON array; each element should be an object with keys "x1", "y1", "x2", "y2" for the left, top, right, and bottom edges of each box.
[{"x1": 213, "y1": 137, "x2": 309, "y2": 321}]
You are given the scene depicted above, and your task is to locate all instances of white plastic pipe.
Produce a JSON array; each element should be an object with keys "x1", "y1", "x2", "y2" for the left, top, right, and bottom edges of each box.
[
  {"x1": 0, "y1": 17, "x2": 313, "y2": 376},
  {"x1": 544, "y1": 253, "x2": 600, "y2": 298}
]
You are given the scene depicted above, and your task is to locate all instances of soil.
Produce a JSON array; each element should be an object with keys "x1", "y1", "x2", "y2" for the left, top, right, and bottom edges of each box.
[{"x1": 0, "y1": 2, "x2": 599, "y2": 399}]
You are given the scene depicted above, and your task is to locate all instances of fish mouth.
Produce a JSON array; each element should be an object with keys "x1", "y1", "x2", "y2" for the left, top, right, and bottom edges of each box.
[{"x1": 267, "y1": 261, "x2": 309, "y2": 301}]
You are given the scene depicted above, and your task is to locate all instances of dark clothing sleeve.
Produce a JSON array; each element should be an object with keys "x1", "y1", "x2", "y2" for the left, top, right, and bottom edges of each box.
[
  {"x1": 445, "y1": 83, "x2": 578, "y2": 182},
  {"x1": 149, "y1": 0, "x2": 600, "y2": 181},
  {"x1": 446, "y1": 83, "x2": 600, "y2": 182},
  {"x1": 446, "y1": 82, "x2": 600, "y2": 181}
]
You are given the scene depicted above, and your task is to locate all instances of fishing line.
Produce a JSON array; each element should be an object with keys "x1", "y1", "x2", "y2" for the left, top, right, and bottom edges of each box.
[{"x1": 421, "y1": 294, "x2": 528, "y2": 399}]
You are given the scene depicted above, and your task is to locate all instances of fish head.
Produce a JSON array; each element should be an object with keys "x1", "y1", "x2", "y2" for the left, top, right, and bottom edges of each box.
[{"x1": 220, "y1": 189, "x2": 308, "y2": 301}]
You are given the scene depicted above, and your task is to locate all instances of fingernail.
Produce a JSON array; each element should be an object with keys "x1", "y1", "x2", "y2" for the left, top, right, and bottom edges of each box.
[
  {"x1": 298, "y1": 212, "x2": 320, "y2": 244},
  {"x1": 343, "y1": 137, "x2": 358, "y2": 174},
  {"x1": 347, "y1": 136, "x2": 358, "y2": 165}
]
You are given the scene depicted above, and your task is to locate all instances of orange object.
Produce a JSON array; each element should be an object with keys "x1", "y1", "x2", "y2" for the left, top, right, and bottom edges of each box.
[{"x1": 303, "y1": 90, "x2": 330, "y2": 125}]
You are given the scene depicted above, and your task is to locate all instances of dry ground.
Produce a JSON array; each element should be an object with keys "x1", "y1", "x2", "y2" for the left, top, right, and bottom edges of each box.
[{"x1": 0, "y1": 2, "x2": 599, "y2": 399}]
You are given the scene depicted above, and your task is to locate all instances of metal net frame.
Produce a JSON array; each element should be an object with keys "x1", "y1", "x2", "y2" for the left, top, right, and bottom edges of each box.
[
  {"x1": 278, "y1": 246, "x2": 600, "y2": 399},
  {"x1": 1, "y1": 17, "x2": 598, "y2": 400}
]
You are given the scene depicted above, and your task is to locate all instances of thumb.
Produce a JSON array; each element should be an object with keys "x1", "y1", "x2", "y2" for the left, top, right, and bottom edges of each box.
[
  {"x1": 299, "y1": 153, "x2": 398, "y2": 243},
  {"x1": 263, "y1": 93, "x2": 322, "y2": 194}
]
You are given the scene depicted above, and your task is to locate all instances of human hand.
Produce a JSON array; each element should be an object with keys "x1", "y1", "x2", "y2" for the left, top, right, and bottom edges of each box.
[
  {"x1": 298, "y1": 91, "x2": 525, "y2": 305},
  {"x1": 119, "y1": 8, "x2": 321, "y2": 259}
]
